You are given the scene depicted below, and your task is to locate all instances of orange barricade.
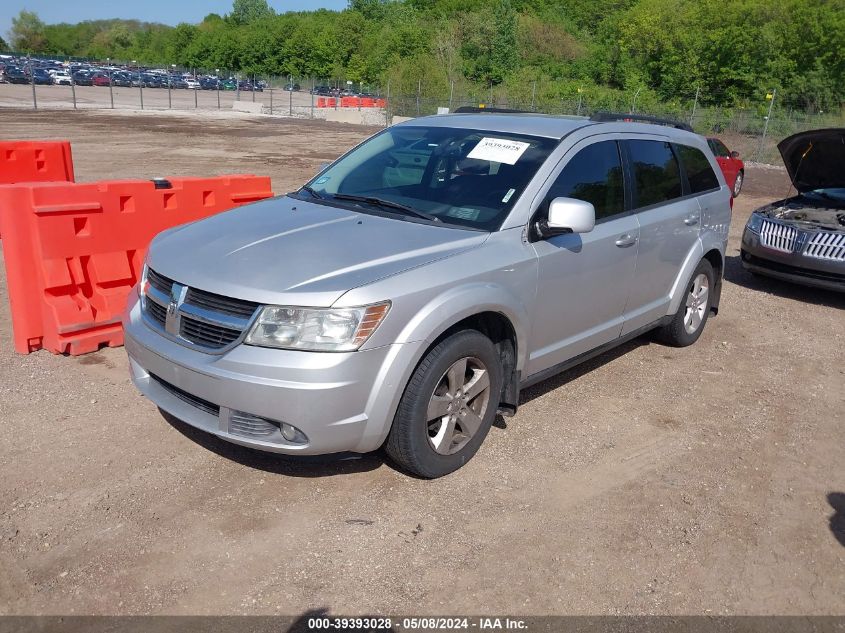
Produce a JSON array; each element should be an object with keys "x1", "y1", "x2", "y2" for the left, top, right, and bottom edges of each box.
[
  {"x1": 317, "y1": 97, "x2": 327, "y2": 108},
  {"x1": 376, "y1": 98, "x2": 386, "y2": 108},
  {"x1": 327, "y1": 97, "x2": 337, "y2": 108},
  {"x1": 0, "y1": 140, "x2": 75, "y2": 184},
  {"x1": 0, "y1": 175, "x2": 273, "y2": 355},
  {"x1": 361, "y1": 98, "x2": 375, "y2": 108}
]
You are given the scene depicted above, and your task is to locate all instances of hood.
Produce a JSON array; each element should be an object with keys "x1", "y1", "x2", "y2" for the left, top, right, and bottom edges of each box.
[
  {"x1": 777, "y1": 128, "x2": 845, "y2": 192},
  {"x1": 147, "y1": 196, "x2": 489, "y2": 307}
]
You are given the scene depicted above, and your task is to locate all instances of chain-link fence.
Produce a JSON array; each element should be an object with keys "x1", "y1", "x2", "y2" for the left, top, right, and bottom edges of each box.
[{"x1": 2, "y1": 52, "x2": 842, "y2": 165}]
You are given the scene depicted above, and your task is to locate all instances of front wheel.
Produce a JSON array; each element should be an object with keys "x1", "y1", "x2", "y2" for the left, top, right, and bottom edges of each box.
[
  {"x1": 385, "y1": 330, "x2": 502, "y2": 478},
  {"x1": 733, "y1": 171, "x2": 744, "y2": 197},
  {"x1": 655, "y1": 259, "x2": 715, "y2": 347}
]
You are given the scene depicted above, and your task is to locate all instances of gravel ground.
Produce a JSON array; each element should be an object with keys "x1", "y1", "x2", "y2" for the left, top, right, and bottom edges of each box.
[{"x1": 0, "y1": 108, "x2": 843, "y2": 617}]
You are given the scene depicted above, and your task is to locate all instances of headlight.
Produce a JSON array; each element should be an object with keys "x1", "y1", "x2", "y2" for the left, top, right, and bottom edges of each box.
[
  {"x1": 245, "y1": 302, "x2": 390, "y2": 351},
  {"x1": 745, "y1": 212, "x2": 763, "y2": 233}
]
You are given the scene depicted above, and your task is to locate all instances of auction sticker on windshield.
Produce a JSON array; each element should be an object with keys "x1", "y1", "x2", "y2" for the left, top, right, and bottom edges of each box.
[{"x1": 467, "y1": 137, "x2": 530, "y2": 165}]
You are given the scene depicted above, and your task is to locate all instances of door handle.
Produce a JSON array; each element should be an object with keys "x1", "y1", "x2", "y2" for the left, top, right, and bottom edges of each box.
[
  {"x1": 684, "y1": 215, "x2": 699, "y2": 226},
  {"x1": 615, "y1": 234, "x2": 637, "y2": 248}
]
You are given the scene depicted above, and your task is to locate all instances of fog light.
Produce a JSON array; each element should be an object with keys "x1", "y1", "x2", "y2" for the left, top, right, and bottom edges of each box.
[{"x1": 281, "y1": 423, "x2": 308, "y2": 444}]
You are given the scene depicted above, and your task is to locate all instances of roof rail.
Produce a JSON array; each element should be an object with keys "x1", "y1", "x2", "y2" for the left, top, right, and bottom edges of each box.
[
  {"x1": 452, "y1": 106, "x2": 532, "y2": 114},
  {"x1": 590, "y1": 111, "x2": 693, "y2": 132}
]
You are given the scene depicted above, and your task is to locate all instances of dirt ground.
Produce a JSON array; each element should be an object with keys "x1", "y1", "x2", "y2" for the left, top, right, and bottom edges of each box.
[{"x1": 0, "y1": 109, "x2": 843, "y2": 617}]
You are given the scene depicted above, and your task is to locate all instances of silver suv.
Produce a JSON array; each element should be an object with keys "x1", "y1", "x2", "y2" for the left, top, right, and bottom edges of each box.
[{"x1": 124, "y1": 112, "x2": 732, "y2": 477}]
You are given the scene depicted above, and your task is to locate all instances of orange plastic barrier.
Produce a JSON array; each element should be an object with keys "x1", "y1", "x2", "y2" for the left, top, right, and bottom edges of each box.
[
  {"x1": 317, "y1": 97, "x2": 327, "y2": 108},
  {"x1": 361, "y1": 98, "x2": 375, "y2": 108},
  {"x1": 0, "y1": 140, "x2": 75, "y2": 184},
  {"x1": 327, "y1": 97, "x2": 337, "y2": 108},
  {"x1": 0, "y1": 175, "x2": 273, "y2": 355},
  {"x1": 376, "y1": 98, "x2": 386, "y2": 108}
]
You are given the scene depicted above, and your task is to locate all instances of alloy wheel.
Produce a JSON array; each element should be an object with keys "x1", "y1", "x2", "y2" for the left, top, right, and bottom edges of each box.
[
  {"x1": 683, "y1": 273, "x2": 710, "y2": 334},
  {"x1": 425, "y1": 356, "x2": 491, "y2": 455}
]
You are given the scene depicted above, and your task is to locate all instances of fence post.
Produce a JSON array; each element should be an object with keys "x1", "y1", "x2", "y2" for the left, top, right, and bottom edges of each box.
[
  {"x1": 757, "y1": 88, "x2": 777, "y2": 160},
  {"x1": 138, "y1": 69, "x2": 144, "y2": 110},
  {"x1": 416, "y1": 79, "x2": 421, "y2": 116},
  {"x1": 386, "y1": 79, "x2": 391, "y2": 127},
  {"x1": 689, "y1": 86, "x2": 700, "y2": 127},
  {"x1": 252, "y1": 75, "x2": 256, "y2": 102},
  {"x1": 108, "y1": 68, "x2": 114, "y2": 109},
  {"x1": 28, "y1": 57, "x2": 37, "y2": 110},
  {"x1": 289, "y1": 76, "x2": 293, "y2": 116},
  {"x1": 270, "y1": 77, "x2": 274, "y2": 115},
  {"x1": 217, "y1": 82, "x2": 221, "y2": 109},
  {"x1": 310, "y1": 77, "x2": 315, "y2": 118},
  {"x1": 530, "y1": 80, "x2": 537, "y2": 111},
  {"x1": 71, "y1": 74, "x2": 77, "y2": 110}
]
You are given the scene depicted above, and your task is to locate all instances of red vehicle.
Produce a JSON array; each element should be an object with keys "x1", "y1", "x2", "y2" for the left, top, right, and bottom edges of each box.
[
  {"x1": 92, "y1": 73, "x2": 111, "y2": 87},
  {"x1": 707, "y1": 137, "x2": 745, "y2": 197}
]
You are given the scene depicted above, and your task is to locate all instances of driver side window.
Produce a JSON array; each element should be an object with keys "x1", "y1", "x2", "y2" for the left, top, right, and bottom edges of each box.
[{"x1": 545, "y1": 141, "x2": 625, "y2": 222}]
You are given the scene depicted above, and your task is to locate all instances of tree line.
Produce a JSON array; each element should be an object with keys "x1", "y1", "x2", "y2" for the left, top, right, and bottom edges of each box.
[{"x1": 6, "y1": 0, "x2": 844, "y2": 112}]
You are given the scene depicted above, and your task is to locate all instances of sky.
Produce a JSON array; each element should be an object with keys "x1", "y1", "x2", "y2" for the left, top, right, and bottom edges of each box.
[{"x1": 2, "y1": 0, "x2": 349, "y2": 43}]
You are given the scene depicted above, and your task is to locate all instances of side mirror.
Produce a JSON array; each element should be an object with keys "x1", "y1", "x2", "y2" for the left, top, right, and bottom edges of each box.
[
  {"x1": 537, "y1": 197, "x2": 595, "y2": 238},
  {"x1": 730, "y1": 150, "x2": 740, "y2": 159}
]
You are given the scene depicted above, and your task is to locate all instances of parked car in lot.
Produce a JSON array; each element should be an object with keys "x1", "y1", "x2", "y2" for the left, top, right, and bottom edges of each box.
[
  {"x1": 5, "y1": 67, "x2": 29, "y2": 84},
  {"x1": 707, "y1": 137, "x2": 744, "y2": 197},
  {"x1": 92, "y1": 73, "x2": 111, "y2": 87},
  {"x1": 125, "y1": 112, "x2": 732, "y2": 477},
  {"x1": 72, "y1": 72, "x2": 93, "y2": 86},
  {"x1": 221, "y1": 79, "x2": 237, "y2": 90},
  {"x1": 29, "y1": 68, "x2": 53, "y2": 85},
  {"x1": 741, "y1": 128, "x2": 845, "y2": 292},
  {"x1": 200, "y1": 77, "x2": 221, "y2": 90},
  {"x1": 283, "y1": 83, "x2": 301, "y2": 91},
  {"x1": 52, "y1": 71, "x2": 73, "y2": 85},
  {"x1": 185, "y1": 78, "x2": 200, "y2": 90},
  {"x1": 112, "y1": 72, "x2": 133, "y2": 88}
]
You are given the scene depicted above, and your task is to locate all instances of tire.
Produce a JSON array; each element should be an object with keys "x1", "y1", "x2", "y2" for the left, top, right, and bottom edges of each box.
[
  {"x1": 385, "y1": 330, "x2": 503, "y2": 478},
  {"x1": 733, "y1": 171, "x2": 744, "y2": 197},
  {"x1": 655, "y1": 259, "x2": 715, "y2": 347}
]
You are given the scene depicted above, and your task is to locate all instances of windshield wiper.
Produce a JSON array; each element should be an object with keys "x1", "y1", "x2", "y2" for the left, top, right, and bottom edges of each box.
[
  {"x1": 298, "y1": 185, "x2": 324, "y2": 199},
  {"x1": 332, "y1": 193, "x2": 441, "y2": 223}
]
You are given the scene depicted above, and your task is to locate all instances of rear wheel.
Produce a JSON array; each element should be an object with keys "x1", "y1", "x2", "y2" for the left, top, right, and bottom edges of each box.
[
  {"x1": 385, "y1": 330, "x2": 502, "y2": 478},
  {"x1": 655, "y1": 259, "x2": 715, "y2": 347},
  {"x1": 733, "y1": 170, "x2": 744, "y2": 197}
]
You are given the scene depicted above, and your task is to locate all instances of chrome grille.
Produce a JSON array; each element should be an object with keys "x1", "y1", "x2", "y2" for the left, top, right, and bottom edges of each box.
[
  {"x1": 151, "y1": 374, "x2": 219, "y2": 417},
  {"x1": 142, "y1": 267, "x2": 260, "y2": 351},
  {"x1": 147, "y1": 268, "x2": 174, "y2": 295},
  {"x1": 230, "y1": 412, "x2": 279, "y2": 438},
  {"x1": 185, "y1": 288, "x2": 259, "y2": 319},
  {"x1": 804, "y1": 231, "x2": 845, "y2": 261},
  {"x1": 759, "y1": 219, "x2": 798, "y2": 253},
  {"x1": 146, "y1": 299, "x2": 167, "y2": 327},
  {"x1": 180, "y1": 317, "x2": 242, "y2": 348}
]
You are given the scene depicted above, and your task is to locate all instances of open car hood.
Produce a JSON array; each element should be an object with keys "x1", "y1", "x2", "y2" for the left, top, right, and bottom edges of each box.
[{"x1": 777, "y1": 128, "x2": 845, "y2": 192}]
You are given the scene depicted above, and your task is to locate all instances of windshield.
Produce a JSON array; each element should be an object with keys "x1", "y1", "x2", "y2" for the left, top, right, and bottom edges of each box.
[{"x1": 300, "y1": 125, "x2": 558, "y2": 230}]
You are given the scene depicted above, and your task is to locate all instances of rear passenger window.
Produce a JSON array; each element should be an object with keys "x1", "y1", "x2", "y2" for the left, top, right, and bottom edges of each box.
[
  {"x1": 628, "y1": 140, "x2": 682, "y2": 208},
  {"x1": 676, "y1": 144, "x2": 719, "y2": 193},
  {"x1": 546, "y1": 141, "x2": 624, "y2": 221}
]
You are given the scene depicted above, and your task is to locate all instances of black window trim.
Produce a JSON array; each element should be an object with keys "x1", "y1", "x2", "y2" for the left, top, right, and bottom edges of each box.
[
  {"x1": 672, "y1": 142, "x2": 722, "y2": 198},
  {"x1": 530, "y1": 139, "x2": 631, "y2": 235},
  {"x1": 621, "y1": 138, "x2": 713, "y2": 214}
]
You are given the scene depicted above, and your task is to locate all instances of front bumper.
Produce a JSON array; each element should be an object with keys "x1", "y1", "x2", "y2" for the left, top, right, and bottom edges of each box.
[
  {"x1": 123, "y1": 293, "x2": 420, "y2": 455},
  {"x1": 741, "y1": 229, "x2": 845, "y2": 293}
]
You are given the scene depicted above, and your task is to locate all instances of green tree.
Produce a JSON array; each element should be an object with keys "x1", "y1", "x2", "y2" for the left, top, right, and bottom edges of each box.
[
  {"x1": 0, "y1": 35, "x2": 8, "y2": 51},
  {"x1": 10, "y1": 10, "x2": 47, "y2": 53},
  {"x1": 491, "y1": 0, "x2": 518, "y2": 83},
  {"x1": 230, "y1": 0, "x2": 275, "y2": 25}
]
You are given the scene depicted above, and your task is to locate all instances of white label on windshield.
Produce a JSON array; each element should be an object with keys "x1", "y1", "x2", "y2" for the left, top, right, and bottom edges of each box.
[
  {"x1": 502, "y1": 188, "x2": 516, "y2": 203},
  {"x1": 467, "y1": 137, "x2": 530, "y2": 165}
]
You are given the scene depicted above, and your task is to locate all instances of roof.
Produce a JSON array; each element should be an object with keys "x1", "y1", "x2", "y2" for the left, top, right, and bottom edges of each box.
[
  {"x1": 398, "y1": 112, "x2": 700, "y2": 141},
  {"x1": 401, "y1": 113, "x2": 593, "y2": 139}
]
